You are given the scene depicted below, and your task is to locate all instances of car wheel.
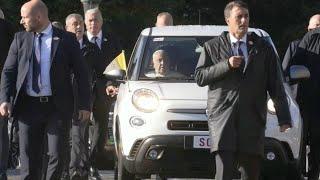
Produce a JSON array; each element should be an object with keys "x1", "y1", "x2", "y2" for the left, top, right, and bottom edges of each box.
[
  {"x1": 155, "y1": 174, "x2": 168, "y2": 180},
  {"x1": 260, "y1": 175, "x2": 286, "y2": 180},
  {"x1": 116, "y1": 142, "x2": 136, "y2": 180}
]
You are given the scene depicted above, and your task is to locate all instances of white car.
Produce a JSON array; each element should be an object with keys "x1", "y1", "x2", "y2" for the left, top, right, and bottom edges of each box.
[{"x1": 106, "y1": 25, "x2": 309, "y2": 180}]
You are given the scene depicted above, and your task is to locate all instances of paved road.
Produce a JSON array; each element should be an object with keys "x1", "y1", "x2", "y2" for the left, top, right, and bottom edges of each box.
[
  {"x1": 7, "y1": 169, "x2": 115, "y2": 180},
  {"x1": 7, "y1": 169, "x2": 312, "y2": 180},
  {"x1": 5, "y1": 169, "x2": 229, "y2": 180}
]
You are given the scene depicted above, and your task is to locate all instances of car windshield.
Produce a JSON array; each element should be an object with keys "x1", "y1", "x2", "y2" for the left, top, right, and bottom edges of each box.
[
  {"x1": 139, "y1": 36, "x2": 212, "y2": 81},
  {"x1": 136, "y1": 35, "x2": 277, "y2": 81}
]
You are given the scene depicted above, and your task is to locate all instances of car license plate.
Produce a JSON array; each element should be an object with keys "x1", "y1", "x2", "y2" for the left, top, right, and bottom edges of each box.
[{"x1": 193, "y1": 136, "x2": 210, "y2": 149}]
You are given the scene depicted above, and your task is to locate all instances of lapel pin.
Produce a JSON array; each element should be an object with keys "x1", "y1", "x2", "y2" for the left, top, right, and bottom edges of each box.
[
  {"x1": 103, "y1": 38, "x2": 108, "y2": 42},
  {"x1": 53, "y1": 36, "x2": 60, "y2": 40},
  {"x1": 248, "y1": 40, "x2": 253, "y2": 45}
]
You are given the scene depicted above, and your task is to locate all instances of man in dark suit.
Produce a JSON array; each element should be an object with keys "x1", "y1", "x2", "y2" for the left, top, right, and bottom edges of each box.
[
  {"x1": 0, "y1": 1, "x2": 91, "y2": 180},
  {"x1": 282, "y1": 15, "x2": 320, "y2": 179},
  {"x1": 195, "y1": 1, "x2": 292, "y2": 180},
  {"x1": 84, "y1": 8, "x2": 122, "y2": 180},
  {"x1": 290, "y1": 18, "x2": 320, "y2": 180},
  {"x1": 65, "y1": 13, "x2": 99, "y2": 180},
  {"x1": 0, "y1": 8, "x2": 14, "y2": 180}
]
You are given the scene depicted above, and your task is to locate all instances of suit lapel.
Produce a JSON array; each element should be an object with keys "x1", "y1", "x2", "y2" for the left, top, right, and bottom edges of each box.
[
  {"x1": 100, "y1": 33, "x2": 108, "y2": 53},
  {"x1": 22, "y1": 32, "x2": 34, "y2": 82},
  {"x1": 246, "y1": 32, "x2": 257, "y2": 67},
  {"x1": 51, "y1": 27, "x2": 61, "y2": 64},
  {"x1": 27, "y1": 32, "x2": 34, "y2": 62},
  {"x1": 220, "y1": 32, "x2": 233, "y2": 57}
]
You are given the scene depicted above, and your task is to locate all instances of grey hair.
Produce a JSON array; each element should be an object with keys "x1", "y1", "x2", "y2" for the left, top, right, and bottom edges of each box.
[
  {"x1": 153, "y1": 49, "x2": 168, "y2": 60},
  {"x1": 85, "y1": 8, "x2": 103, "y2": 22},
  {"x1": 0, "y1": 8, "x2": 4, "y2": 19},
  {"x1": 224, "y1": 1, "x2": 248, "y2": 19},
  {"x1": 65, "y1": 13, "x2": 83, "y2": 25}
]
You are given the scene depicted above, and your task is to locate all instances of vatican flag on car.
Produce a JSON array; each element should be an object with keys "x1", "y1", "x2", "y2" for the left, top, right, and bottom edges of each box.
[{"x1": 103, "y1": 50, "x2": 127, "y2": 75}]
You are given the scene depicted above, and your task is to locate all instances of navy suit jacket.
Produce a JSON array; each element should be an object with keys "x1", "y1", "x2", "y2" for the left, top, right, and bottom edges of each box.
[
  {"x1": 0, "y1": 26, "x2": 90, "y2": 116},
  {"x1": 86, "y1": 31, "x2": 122, "y2": 103},
  {"x1": 87, "y1": 31, "x2": 122, "y2": 83}
]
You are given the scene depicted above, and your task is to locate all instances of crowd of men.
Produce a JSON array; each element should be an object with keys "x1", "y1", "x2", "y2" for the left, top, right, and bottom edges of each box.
[{"x1": 2, "y1": 0, "x2": 320, "y2": 180}]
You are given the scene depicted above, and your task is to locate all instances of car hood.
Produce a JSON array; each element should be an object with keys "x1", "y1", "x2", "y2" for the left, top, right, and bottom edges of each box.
[{"x1": 128, "y1": 81, "x2": 208, "y2": 100}]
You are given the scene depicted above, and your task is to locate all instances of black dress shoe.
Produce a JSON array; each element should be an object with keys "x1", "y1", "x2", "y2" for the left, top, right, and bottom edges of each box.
[
  {"x1": 89, "y1": 167, "x2": 102, "y2": 180},
  {"x1": 70, "y1": 170, "x2": 81, "y2": 180},
  {"x1": 60, "y1": 172, "x2": 70, "y2": 180},
  {"x1": 0, "y1": 173, "x2": 7, "y2": 180}
]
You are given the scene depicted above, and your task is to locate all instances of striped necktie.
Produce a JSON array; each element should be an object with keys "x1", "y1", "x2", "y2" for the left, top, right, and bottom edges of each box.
[{"x1": 92, "y1": 36, "x2": 99, "y2": 49}]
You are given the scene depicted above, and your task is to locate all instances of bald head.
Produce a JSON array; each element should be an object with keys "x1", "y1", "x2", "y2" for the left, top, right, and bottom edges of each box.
[
  {"x1": 155, "y1": 12, "x2": 173, "y2": 27},
  {"x1": 308, "y1": 14, "x2": 320, "y2": 31},
  {"x1": 20, "y1": 0, "x2": 50, "y2": 32}
]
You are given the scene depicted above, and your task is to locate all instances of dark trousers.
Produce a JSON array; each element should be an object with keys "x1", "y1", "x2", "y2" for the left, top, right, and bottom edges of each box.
[
  {"x1": 299, "y1": 105, "x2": 320, "y2": 180},
  {"x1": 306, "y1": 119, "x2": 320, "y2": 180},
  {"x1": 308, "y1": 134, "x2": 320, "y2": 180},
  {"x1": 40, "y1": 111, "x2": 72, "y2": 180},
  {"x1": 70, "y1": 119, "x2": 89, "y2": 174},
  {"x1": 60, "y1": 118, "x2": 72, "y2": 177},
  {"x1": 89, "y1": 96, "x2": 110, "y2": 166},
  {"x1": 215, "y1": 151, "x2": 261, "y2": 180},
  {"x1": 69, "y1": 75, "x2": 90, "y2": 174},
  {"x1": 17, "y1": 95, "x2": 67, "y2": 180},
  {"x1": 0, "y1": 116, "x2": 8, "y2": 174}
]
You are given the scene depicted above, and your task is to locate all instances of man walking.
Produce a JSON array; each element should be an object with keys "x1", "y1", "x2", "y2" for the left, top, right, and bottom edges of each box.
[
  {"x1": 290, "y1": 15, "x2": 320, "y2": 180},
  {"x1": 195, "y1": 1, "x2": 292, "y2": 180},
  {"x1": 84, "y1": 8, "x2": 122, "y2": 180},
  {"x1": 65, "y1": 13, "x2": 99, "y2": 180},
  {"x1": 0, "y1": 1, "x2": 90, "y2": 179}
]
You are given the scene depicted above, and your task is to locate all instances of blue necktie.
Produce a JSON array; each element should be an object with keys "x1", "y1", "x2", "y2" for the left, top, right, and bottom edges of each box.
[
  {"x1": 92, "y1": 36, "x2": 99, "y2": 49},
  {"x1": 236, "y1": 41, "x2": 245, "y2": 73},
  {"x1": 32, "y1": 33, "x2": 43, "y2": 93}
]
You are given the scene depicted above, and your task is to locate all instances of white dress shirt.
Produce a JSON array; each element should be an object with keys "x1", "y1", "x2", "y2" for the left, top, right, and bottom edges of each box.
[
  {"x1": 78, "y1": 38, "x2": 83, "y2": 49},
  {"x1": 229, "y1": 33, "x2": 248, "y2": 70},
  {"x1": 26, "y1": 24, "x2": 53, "y2": 96},
  {"x1": 87, "y1": 31, "x2": 102, "y2": 49}
]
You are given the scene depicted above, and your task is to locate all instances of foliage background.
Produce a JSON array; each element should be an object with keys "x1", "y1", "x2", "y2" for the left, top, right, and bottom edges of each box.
[{"x1": 1, "y1": 0, "x2": 320, "y2": 59}]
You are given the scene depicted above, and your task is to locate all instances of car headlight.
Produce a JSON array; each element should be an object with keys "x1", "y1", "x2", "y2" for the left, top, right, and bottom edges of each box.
[{"x1": 132, "y1": 88, "x2": 159, "y2": 113}]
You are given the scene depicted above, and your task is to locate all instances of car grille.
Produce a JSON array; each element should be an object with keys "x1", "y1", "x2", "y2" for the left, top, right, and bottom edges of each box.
[
  {"x1": 167, "y1": 120, "x2": 208, "y2": 131},
  {"x1": 129, "y1": 139, "x2": 143, "y2": 158}
]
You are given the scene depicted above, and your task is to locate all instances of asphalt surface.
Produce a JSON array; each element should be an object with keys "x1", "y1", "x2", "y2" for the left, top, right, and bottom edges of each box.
[
  {"x1": 7, "y1": 169, "x2": 312, "y2": 180},
  {"x1": 7, "y1": 169, "x2": 215, "y2": 180}
]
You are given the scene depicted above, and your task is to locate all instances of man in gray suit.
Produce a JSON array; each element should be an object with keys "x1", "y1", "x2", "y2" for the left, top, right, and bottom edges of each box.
[{"x1": 195, "y1": 1, "x2": 292, "y2": 180}]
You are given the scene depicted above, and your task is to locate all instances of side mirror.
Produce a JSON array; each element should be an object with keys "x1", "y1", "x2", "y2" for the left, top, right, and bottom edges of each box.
[
  {"x1": 289, "y1": 65, "x2": 310, "y2": 84},
  {"x1": 104, "y1": 69, "x2": 126, "y2": 80}
]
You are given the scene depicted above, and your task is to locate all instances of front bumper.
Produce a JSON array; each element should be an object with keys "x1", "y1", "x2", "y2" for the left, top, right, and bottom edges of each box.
[
  {"x1": 121, "y1": 135, "x2": 294, "y2": 178},
  {"x1": 123, "y1": 135, "x2": 215, "y2": 178}
]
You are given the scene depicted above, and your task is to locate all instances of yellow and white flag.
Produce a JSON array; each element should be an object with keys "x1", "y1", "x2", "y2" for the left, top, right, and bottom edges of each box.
[{"x1": 103, "y1": 50, "x2": 127, "y2": 75}]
